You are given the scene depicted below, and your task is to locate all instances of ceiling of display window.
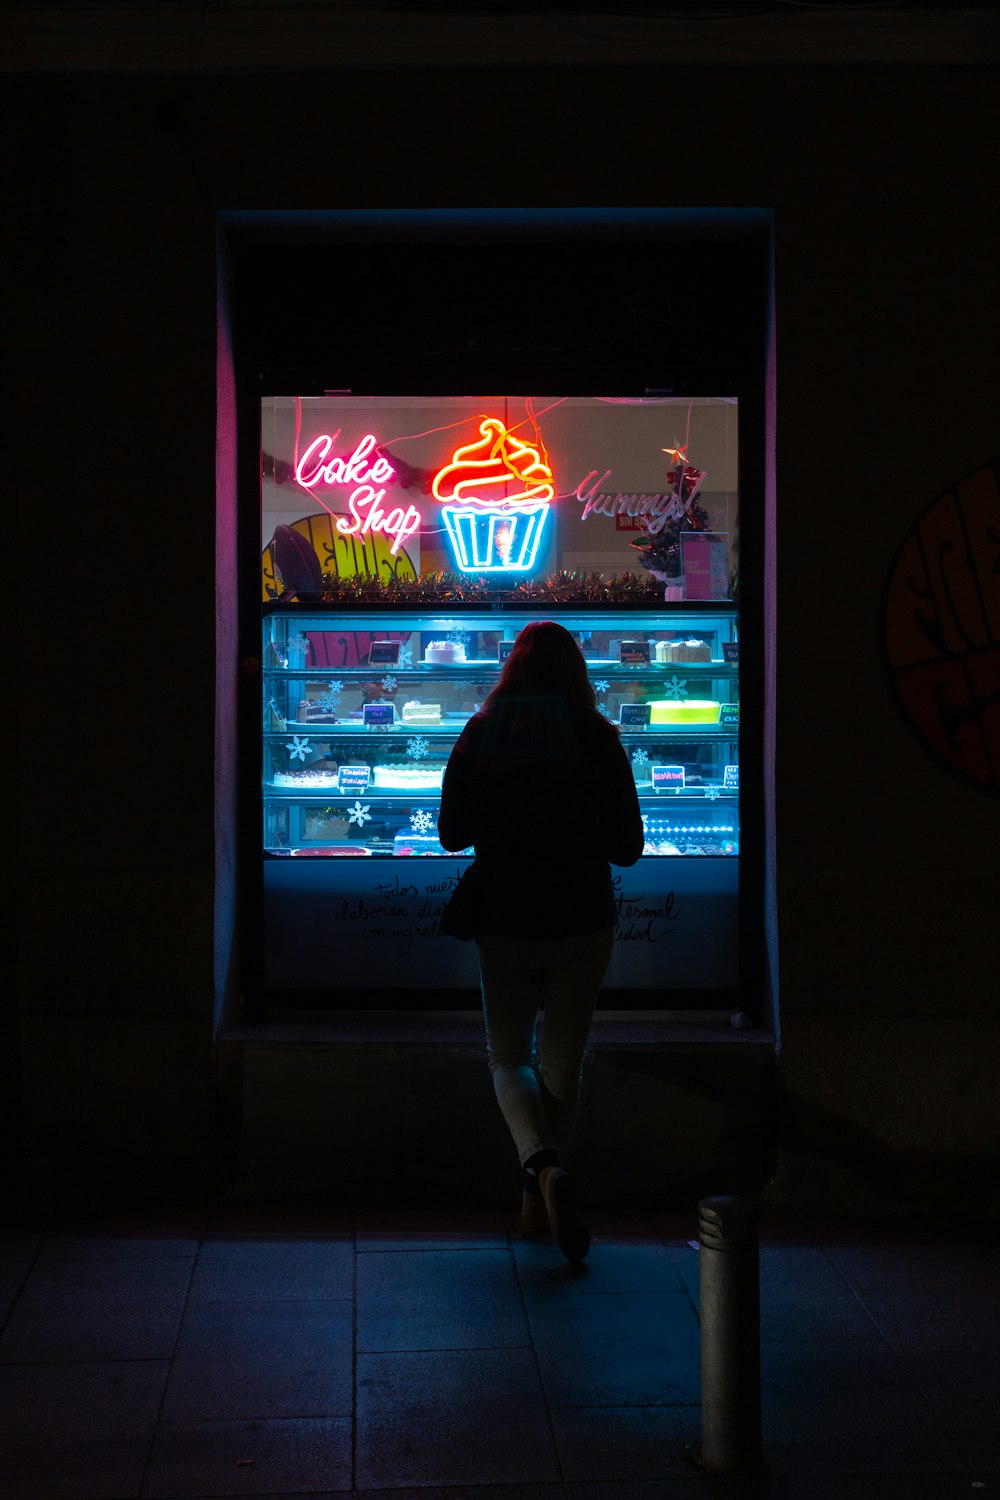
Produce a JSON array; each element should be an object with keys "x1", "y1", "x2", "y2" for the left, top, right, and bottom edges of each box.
[{"x1": 1, "y1": 2, "x2": 997, "y2": 71}]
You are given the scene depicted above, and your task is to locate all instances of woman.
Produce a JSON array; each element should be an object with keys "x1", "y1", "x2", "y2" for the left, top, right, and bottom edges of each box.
[{"x1": 438, "y1": 620, "x2": 644, "y2": 1262}]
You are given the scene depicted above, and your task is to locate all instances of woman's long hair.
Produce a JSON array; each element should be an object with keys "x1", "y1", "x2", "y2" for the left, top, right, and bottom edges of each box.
[{"x1": 481, "y1": 620, "x2": 603, "y2": 727}]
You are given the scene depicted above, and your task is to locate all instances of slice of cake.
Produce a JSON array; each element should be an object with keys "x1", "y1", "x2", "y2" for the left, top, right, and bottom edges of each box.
[
  {"x1": 401, "y1": 700, "x2": 442, "y2": 725},
  {"x1": 648, "y1": 699, "x2": 721, "y2": 725},
  {"x1": 672, "y1": 639, "x2": 712, "y2": 662}
]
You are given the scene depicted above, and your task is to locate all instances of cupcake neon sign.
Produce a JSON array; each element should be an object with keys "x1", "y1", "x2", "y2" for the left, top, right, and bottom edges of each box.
[{"x1": 431, "y1": 418, "x2": 555, "y2": 573}]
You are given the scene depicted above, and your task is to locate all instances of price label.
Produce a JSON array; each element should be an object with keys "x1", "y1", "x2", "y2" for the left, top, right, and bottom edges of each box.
[
  {"x1": 368, "y1": 640, "x2": 401, "y2": 666},
  {"x1": 723, "y1": 641, "x2": 740, "y2": 664},
  {"x1": 723, "y1": 764, "x2": 740, "y2": 789},
  {"x1": 619, "y1": 703, "x2": 652, "y2": 727},
  {"x1": 719, "y1": 703, "x2": 740, "y2": 728},
  {"x1": 619, "y1": 641, "x2": 650, "y2": 664},
  {"x1": 338, "y1": 765, "x2": 371, "y2": 795},
  {"x1": 652, "y1": 764, "x2": 685, "y2": 789},
  {"x1": 497, "y1": 641, "x2": 515, "y2": 662},
  {"x1": 363, "y1": 702, "x2": 395, "y2": 727}
]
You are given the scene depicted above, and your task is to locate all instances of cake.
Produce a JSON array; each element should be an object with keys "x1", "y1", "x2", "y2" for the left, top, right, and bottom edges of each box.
[
  {"x1": 393, "y1": 831, "x2": 446, "y2": 856},
  {"x1": 425, "y1": 641, "x2": 466, "y2": 664},
  {"x1": 672, "y1": 639, "x2": 712, "y2": 662},
  {"x1": 653, "y1": 639, "x2": 712, "y2": 662},
  {"x1": 401, "y1": 701, "x2": 442, "y2": 725},
  {"x1": 289, "y1": 845, "x2": 372, "y2": 857},
  {"x1": 297, "y1": 701, "x2": 338, "y2": 723},
  {"x1": 372, "y1": 763, "x2": 444, "y2": 789},
  {"x1": 272, "y1": 769, "x2": 341, "y2": 788},
  {"x1": 648, "y1": 699, "x2": 721, "y2": 725}
]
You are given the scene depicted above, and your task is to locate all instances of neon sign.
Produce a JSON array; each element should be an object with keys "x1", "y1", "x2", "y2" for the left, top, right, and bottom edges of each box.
[
  {"x1": 431, "y1": 418, "x2": 555, "y2": 573},
  {"x1": 575, "y1": 447, "x2": 705, "y2": 534},
  {"x1": 295, "y1": 433, "x2": 421, "y2": 556}
]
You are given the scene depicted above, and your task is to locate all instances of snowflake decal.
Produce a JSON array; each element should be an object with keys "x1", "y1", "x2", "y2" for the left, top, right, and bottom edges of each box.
[
  {"x1": 705, "y1": 786, "x2": 721, "y2": 801},
  {"x1": 594, "y1": 679, "x2": 610, "y2": 694},
  {"x1": 346, "y1": 799, "x2": 372, "y2": 827},
  {"x1": 397, "y1": 643, "x2": 413, "y2": 667},
  {"x1": 319, "y1": 683, "x2": 343, "y2": 712},
  {"x1": 449, "y1": 630, "x2": 471, "y2": 651},
  {"x1": 409, "y1": 809, "x2": 435, "y2": 834},
  {"x1": 599, "y1": 704, "x2": 616, "y2": 721},
  {"x1": 632, "y1": 749, "x2": 648, "y2": 766},
  {"x1": 665, "y1": 676, "x2": 689, "y2": 700},
  {"x1": 286, "y1": 735, "x2": 310, "y2": 762},
  {"x1": 381, "y1": 675, "x2": 397, "y2": 692},
  {"x1": 287, "y1": 634, "x2": 311, "y2": 662},
  {"x1": 407, "y1": 736, "x2": 430, "y2": 760}
]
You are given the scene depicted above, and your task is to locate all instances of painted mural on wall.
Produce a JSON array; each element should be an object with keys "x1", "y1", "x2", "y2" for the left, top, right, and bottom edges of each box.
[{"x1": 883, "y1": 461, "x2": 1000, "y2": 795}]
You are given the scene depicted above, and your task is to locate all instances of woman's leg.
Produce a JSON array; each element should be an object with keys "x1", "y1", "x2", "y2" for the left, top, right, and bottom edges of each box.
[
  {"x1": 477, "y1": 933, "x2": 557, "y2": 1166},
  {"x1": 537, "y1": 926, "x2": 615, "y2": 1158}
]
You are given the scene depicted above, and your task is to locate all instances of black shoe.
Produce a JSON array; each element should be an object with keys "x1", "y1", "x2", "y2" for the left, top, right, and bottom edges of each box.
[{"x1": 538, "y1": 1165, "x2": 590, "y2": 1263}]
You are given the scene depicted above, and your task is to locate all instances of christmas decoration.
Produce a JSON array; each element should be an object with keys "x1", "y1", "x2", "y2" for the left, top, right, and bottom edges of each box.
[
  {"x1": 347, "y1": 800, "x2": 372, "y2": 827},
  {"x1": 407, "y1": 736, "x2": 430, "y2": 760},
  {"x1": 409, "y1": 809, "x2": 435, "y2": 834},
  {"x1": 286, "y1": 735, "x2": 310, "y2": 762},
  {"x1": 316, "y1": 569, "x2": 664, "y2": 605},
  {"x1": 630, "y1": 453, "x2": 711, "y2": 583}
]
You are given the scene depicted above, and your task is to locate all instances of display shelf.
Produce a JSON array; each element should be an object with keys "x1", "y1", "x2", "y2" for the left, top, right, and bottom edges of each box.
[{"x1": 262, "y1": 606, "x2": 740, "y2": 860}]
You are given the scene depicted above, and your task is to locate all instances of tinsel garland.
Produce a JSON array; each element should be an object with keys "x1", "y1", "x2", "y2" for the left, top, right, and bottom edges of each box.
[{"x1": 313, "y1": 569, "x2": 666, "y2": 605}]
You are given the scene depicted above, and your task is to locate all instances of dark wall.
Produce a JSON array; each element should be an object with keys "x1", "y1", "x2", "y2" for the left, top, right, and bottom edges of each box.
[{"x1": 9, "y1": 65, "x2": 999, "y2": 1205}]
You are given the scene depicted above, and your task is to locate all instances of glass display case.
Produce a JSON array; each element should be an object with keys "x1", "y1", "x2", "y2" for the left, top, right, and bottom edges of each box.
[
  {"x1": 254, "y1": 392, "x2": 744, "y2": 1003},
  {"x1": 263, "y1": 607, "x2": 739, "y2": 861}
]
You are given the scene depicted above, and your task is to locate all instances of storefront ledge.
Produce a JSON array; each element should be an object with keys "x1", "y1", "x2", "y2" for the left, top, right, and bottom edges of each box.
[{"x1": 219, "y1": 1013, "x2": 775, "y2": 1050}]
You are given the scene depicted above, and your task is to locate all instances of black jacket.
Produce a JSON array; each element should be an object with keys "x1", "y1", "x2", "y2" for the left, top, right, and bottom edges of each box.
[{"x1": 438, "y1": 697, "x2": 645, "y2": 938}]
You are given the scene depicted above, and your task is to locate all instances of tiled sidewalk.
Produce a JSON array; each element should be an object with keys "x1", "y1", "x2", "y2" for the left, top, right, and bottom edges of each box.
[{"x1": 1, "y1": 1194, "x2": 997, "y2": 1499}]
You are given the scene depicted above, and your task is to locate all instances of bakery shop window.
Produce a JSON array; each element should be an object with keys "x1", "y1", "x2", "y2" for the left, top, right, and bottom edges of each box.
[{"x1": 256, "y1": 395, "x2": 747, "y2": 1009}]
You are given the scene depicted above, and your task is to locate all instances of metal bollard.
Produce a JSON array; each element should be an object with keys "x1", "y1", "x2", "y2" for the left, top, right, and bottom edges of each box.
[{"x1": 698, "y1": 1194, "x2": 762, "y2": 1474}]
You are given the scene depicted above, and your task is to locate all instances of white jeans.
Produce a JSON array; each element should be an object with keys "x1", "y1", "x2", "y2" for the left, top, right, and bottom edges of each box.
[{"x1": 477, "y1": 926, "x2": 615, "y2": 1168}]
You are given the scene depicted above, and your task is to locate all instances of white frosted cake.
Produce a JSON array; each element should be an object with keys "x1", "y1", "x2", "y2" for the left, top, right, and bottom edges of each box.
[
  {"x1": 425, "y1": 641, "x2": 466, "y2": 664},
  {"x1": 372, "y1": 763, "x2": 444, "y2": 789},
  {"x1": 401, "y1": 700, "x2": 442, "y2": 725}
]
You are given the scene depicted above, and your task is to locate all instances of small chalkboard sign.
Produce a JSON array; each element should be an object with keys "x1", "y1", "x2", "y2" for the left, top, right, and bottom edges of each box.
[
  {"x1": 497, "y1": 641, "x2": 515, "y2": 662},
  {"x1": 723, "y1": 764, "x2": 740, "y2": 789},
  {"x1": 338, "y1": 764, "x2": 371, "y2": 795},
  {"x1": 619, "y1": 703, "x2": 652, "y2": 727},
  {"x1": 368, "y1": 640, "x2": 401, "y2": 666},
  {"x1": 363, "y1": 702, "x2": 395, "y2": 727},
  {"x1": 619, "y1": 641, "x2": 650, "y2": 665},
  {"x1": 652, "y1": 764, "x2": 685, "y2": 789},
  {"x1": 719, "y1": 703, "x2": 740, "y2": 728},
  {"x1": 723, "y1": 641, "x2": 740, "y2": 664}
]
